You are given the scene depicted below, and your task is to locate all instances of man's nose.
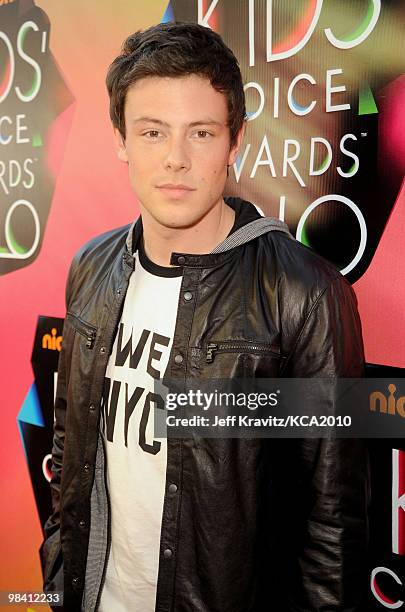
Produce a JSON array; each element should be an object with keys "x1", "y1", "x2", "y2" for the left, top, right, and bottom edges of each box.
[{"x1": 163, "y1": 135, "x2": 191, "y2": 172}]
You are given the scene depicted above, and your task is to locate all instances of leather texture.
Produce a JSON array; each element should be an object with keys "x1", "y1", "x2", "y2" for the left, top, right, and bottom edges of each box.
[{"x1": 40, "y1": 198, "x2": 369, "y2": 612}]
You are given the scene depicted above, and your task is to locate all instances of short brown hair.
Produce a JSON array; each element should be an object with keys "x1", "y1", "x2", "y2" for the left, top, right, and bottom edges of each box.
[{"x1": 106, "y1": 22, "x2": 246, "y2": 148}]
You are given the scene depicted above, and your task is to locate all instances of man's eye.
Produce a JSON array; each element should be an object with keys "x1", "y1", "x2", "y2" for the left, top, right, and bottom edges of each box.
[
  {"x1": 196, "y1": 130, "x2": 210, "y2": 138},
  {"x1": 144, "y1": 130, "x2": 160, "y2": 138}
]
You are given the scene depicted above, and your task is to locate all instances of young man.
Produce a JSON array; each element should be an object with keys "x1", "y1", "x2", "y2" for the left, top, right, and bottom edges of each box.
[{"x1": 41, "y1": 22, "x2": 369, "y2": 612}]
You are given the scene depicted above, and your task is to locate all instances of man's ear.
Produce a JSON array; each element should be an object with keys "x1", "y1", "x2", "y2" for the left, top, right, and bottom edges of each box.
[
  {"x1": 113, "y1": 127, "x2": 129, "y2": 163},
  {"x1": 227, "y1": 121, "x2": 246, "y2": 166}
]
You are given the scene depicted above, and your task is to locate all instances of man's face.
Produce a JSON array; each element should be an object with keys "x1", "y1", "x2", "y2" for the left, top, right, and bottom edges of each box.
[{"x1": 114, "y1": 74, "x2": 244, "y2": 229}]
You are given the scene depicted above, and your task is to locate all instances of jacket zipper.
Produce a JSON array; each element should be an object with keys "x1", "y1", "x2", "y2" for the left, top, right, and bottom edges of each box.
[
  {"x1": 66, "y1": 312, "x2": 97, "y2": 349},
  {"x1": 94, "y1": 434, "x2": 112, "y2": 612},
  {"x1": 206, "y1": 341, "x2": 280, "y2": 363}
]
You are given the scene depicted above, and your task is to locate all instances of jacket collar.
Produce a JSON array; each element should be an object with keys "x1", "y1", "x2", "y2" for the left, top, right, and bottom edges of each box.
[{"x1": 125, "y1": 197, "x2": 263, "y2": 268}]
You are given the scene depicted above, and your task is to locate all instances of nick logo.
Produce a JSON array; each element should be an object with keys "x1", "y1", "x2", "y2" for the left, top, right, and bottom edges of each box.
[
  {"x1": 42, "y1": 328, "x2": 62, "y2": 352},
  {"x1": 370, "y1": 384, "x2": 405, "y2": 418}
]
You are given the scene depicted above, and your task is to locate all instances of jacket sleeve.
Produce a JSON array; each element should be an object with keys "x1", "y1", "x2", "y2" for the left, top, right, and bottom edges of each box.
[
  {"x1": 273, "y1": 275, "x2": 370, "y2": 611},
  {"x1": 40, "y1": 257, "x2": 78, "y2": 597}
]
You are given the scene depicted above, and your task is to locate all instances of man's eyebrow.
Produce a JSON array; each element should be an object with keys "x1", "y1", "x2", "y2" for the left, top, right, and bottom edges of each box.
[
  {"x1": 188, "y1": 119, "x2": 224, "y2": 127},
  {"x1": 131, "y1": 117, "x2": 224, "y2": 127},
  {"x1": 132, "y1": 117, "x2": 169, "y2": 127}
]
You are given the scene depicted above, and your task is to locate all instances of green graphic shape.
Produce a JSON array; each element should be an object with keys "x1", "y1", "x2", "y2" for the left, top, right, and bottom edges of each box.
[
  {"x1": 301, "y1": 225, "x2": 311, "y2": 247},
  {"x1": 314, "y1": 153, "x2": 331, "y2": 174},
  {"x1": 7, "y1": 226, "x2": 28, "y2": 254},
  {"x1": 342, "y1": 0, "x2": 375, "y2": 42},
  {"x1": 18, "y1": 23, "x2": 41, "y2": 99},
  {"x1": 32, "y1": 133, "x2": 43, "y2": 147},
  {"x1": 0, "y1": 59, "x2": 7, "y2": 84},
  {"x1": 359, "y1": 83, "x2": 378, "y2": 115}
]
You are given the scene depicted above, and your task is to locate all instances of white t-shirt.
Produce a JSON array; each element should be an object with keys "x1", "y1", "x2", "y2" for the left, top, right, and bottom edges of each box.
[{"x1": 98, "y1": 244, "x2": 183, "y2": 612}]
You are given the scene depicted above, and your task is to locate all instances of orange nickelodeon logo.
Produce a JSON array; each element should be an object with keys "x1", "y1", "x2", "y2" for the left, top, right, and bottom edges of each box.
[
  {"x1": 0, "y1": 0, "x2": 17, "y2": 5},
  {"x1": 370, "y1": 384, "x2": 405, "y2": 418},
  {"x1": 42, "y1": 328, "x2": 62, "y2": 352}
]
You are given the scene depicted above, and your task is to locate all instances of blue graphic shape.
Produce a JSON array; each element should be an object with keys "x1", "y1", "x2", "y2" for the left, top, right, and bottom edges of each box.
[
  {"x1": 161, "y1": 2, "x2": 174, "y2": 23},
  {"x1": 234, "y1": 153, "x2": 243, "y2": 172},
  {"x1": 17, "y1": 382, "x2": 44, "y2": 427},
  {"x1": 290, "y1": 95, "x2": 308, "y2": 114}
]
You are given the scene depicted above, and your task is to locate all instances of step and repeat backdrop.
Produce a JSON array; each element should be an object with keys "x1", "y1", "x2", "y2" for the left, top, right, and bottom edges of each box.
[{"x1": 0, "y1": 0, "x2": 404, "y2": 609}]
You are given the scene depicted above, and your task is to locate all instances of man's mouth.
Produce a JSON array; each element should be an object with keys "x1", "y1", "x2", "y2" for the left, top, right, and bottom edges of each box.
[{"x1": 156, "y1": 183, "x2": 196, "y2": 198}]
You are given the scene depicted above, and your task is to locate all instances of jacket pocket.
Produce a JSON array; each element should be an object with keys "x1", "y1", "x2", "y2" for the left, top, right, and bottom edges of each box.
[
  {"x1": 40, "y1": 528, "x2": 64, "y2": 593},
  {"x1": 205, "y1": 339, "x2": 280, "y2": 363},
  {"x1": 66, "y1": 312, "x2": 97, "y2": 349}
]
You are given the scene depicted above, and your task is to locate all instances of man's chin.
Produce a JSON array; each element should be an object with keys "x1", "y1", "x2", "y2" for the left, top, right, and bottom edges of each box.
[
  {"x1": 153, "y1": 215, "x2": 204, "y2": 231},
  {"x1": 139, "y1": 196, "x2": 222, "y2": 231},
  {"x1": 148, "y1": 205, "x2": 211, "y2": 231}
]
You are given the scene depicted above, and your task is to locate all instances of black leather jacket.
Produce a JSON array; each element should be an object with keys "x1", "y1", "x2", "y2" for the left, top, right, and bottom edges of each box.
[{"x1": 41, "y1": 198, "x2": 369, "y2": 611}]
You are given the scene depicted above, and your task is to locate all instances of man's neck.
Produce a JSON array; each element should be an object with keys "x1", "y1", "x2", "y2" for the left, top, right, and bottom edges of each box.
[{"x1": 140, "y1": 199, "x2": 235, "y2": 266}]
